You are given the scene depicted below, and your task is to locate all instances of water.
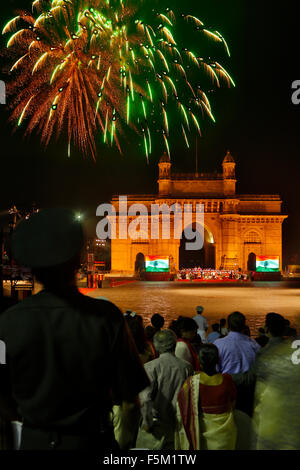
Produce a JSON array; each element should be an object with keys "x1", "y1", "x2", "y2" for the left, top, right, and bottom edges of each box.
[{"x1": 84, "y1": 281, "x2": 300, "y2": 336}]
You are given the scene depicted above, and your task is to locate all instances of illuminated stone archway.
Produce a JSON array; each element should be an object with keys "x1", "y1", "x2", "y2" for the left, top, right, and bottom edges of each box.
[
  {"x1": 109, "y1": 152, "x2": 287, "y2": 274},
  {"x1": 179, "y1": 223, "x2": 216, "y2": 269}
]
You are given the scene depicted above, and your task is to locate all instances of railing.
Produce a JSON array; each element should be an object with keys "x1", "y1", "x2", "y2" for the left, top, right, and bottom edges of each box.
[{"x1": 171, "y1": 172, "x2": 223, "y2": 180}]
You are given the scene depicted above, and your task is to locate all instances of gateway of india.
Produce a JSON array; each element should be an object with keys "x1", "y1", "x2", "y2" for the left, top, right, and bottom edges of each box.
[{"x1": 110, "y1": 151, "x2": 287, "y2": 274}]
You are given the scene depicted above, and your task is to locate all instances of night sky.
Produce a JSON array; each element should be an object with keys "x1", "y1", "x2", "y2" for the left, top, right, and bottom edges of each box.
[{"x1": 0, "y1": 0, "x2": 299, "y2": 265}]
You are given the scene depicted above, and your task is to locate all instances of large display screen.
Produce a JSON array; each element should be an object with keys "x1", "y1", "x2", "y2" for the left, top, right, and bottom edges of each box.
[
  {"x1": 145, "y1": 256, "x2": 169, "y2": 272},
  {"x1": 256, "y1": 256, "x2": 280, "y2": 272}
]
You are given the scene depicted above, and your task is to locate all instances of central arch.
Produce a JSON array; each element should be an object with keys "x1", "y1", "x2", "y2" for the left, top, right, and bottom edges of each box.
[
  {"x1": 247, "y1": 252, "x2": 256, "y2": 271},
  {"x1": 135, "y1": 252, "x2": 145, "y2": 273},
  {"x1": 179, "y1": 224, "x2": 216, "y2": 269}
]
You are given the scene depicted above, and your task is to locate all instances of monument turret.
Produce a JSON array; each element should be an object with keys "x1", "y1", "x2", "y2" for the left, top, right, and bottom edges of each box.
[
  {"x1": 222, "y1": 150, "x2": 236, "y2": 196},
  {"x1": 158, "y1": 152, "x2": 172, "y2": 195}
]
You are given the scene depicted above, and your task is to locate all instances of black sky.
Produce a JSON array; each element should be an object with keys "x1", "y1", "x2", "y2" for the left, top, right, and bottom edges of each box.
[{"x1": 0, "y1": 0, "x2": 299, "y2": 264}]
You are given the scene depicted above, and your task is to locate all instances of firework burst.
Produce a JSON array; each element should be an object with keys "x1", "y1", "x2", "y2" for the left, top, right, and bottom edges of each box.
[{"x1": 2, "y1": 0, "x2": 235, "y2": 160}]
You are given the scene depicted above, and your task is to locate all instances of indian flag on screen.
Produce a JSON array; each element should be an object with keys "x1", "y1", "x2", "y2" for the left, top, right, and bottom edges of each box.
[
  {"x1": 145, "y1": 256, "x2": 169, "y2": 273},
  {"x1": 256, "y1": 256, "x2": 280, "y2": 272}
]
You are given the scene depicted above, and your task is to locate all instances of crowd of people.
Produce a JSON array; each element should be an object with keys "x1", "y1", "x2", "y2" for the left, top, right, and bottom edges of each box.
[
  {"x1": 117, "y1": 308, "x2": 299, "y2": 450},
  {"x1": 178, "y1": 267, "x2": 248, "y2": 281},
  {"x1": 0, "y1": 208, "x2": 299, "y2": 452}
]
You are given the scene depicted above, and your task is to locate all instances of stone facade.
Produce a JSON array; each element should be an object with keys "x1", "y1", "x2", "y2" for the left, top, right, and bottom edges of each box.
[{"x1": 110, "y1": 151, "x2": 287, "y2": 274}]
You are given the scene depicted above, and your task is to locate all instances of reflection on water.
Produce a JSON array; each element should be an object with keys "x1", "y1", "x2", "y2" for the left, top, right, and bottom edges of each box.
[{"x1": 87, "y1": 281, "x2": 300, "y2": 336}]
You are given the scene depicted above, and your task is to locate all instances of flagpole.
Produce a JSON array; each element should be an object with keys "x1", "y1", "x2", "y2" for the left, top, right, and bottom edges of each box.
[{"x1": 195, "y1": 136, "x2": 198, "y2": 176}]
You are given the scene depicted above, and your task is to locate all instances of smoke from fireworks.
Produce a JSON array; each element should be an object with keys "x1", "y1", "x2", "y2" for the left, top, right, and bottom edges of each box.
[{"x1": 2, "y1": 0, "x2": 235, "y2": 160}]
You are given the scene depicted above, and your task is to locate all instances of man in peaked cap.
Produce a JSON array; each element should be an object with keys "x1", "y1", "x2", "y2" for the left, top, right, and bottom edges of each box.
[{"x1": 0, "y1": 208, "x2": 149, "y2": 450}]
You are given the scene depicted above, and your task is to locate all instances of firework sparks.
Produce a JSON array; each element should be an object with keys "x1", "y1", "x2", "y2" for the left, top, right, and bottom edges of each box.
[{"x1": 2, "y1": 0, "x2": 234, "y2": 159}]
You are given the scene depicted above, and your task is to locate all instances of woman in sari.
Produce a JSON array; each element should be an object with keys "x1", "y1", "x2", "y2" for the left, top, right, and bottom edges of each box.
[{"x1": 175, "y1": 344, "x2": 237, "y2": 450}]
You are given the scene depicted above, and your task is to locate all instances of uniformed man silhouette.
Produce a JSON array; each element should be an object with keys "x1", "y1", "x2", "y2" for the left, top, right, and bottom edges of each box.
[{"x1": 0, "y1": 208, "x2": 149, "y2": 450}]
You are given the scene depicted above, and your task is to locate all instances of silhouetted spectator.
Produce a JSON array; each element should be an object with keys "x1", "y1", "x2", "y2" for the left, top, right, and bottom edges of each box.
[
  {"x1": 283, "y1": 319, "x2": 297, "y2": 338},
  {"x1": 144, "y1": 325, "x2": 156, "y2": 341},
  {"x1": 214, "y1": 312, "x2": 260, "y2": 374},
  {"x1": 151, "y1": 313, "x2": 165, "y2": 331},
  {"x1": 169, "y1": 316, "x2": 183, "y2": 338},
  {"x1": 253, "y1": 327, "x2": 300, "y2": 448},
  {"x1": 207, "y1": 323, "x2": 221, "y2": 343},
  {"x1": 242, "y1": 325, "x2": 251, "y2": 337},
  {"x1": 190, "y1": 333, "x2": 203, "y2": 354},
  {"x1": 0, "y1": 297, "x2": 18, "y2": 315},
  {"x1": 255, "y1": 327, "x2": 269, "y2": 348},
  {"x1": 145, "y1": 313, "x2": 165, "y2": 343},
  {"x1": 0, "y1": 296, "x2": 19, "y2": 449},
  {"x1": 220, "y1": 318, "x2": 228, "y2": 337},
  {"x1": 125, "y1": 314, "x2": 155, "y2": 364},
  {"x1": 231, "y1": 312, "x2": 287, "y2": 416},
  {"x1": 193, "y1": 306, "x2": 208, "y2": 343},
  {"x1": 175, "y1": 317, "x2": 200, "y2": 371},
  {"x1": 0, "y1": 209, "x2": 149, "y2": 450},
  {"x1": 136, "y1": 329, "x2": 193, "y2": 449}
]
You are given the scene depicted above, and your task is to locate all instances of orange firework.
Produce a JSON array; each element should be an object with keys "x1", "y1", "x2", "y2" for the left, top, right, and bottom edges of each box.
[{"x1": 2, "y1": 0, "x2": 234, "y2": 160}]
